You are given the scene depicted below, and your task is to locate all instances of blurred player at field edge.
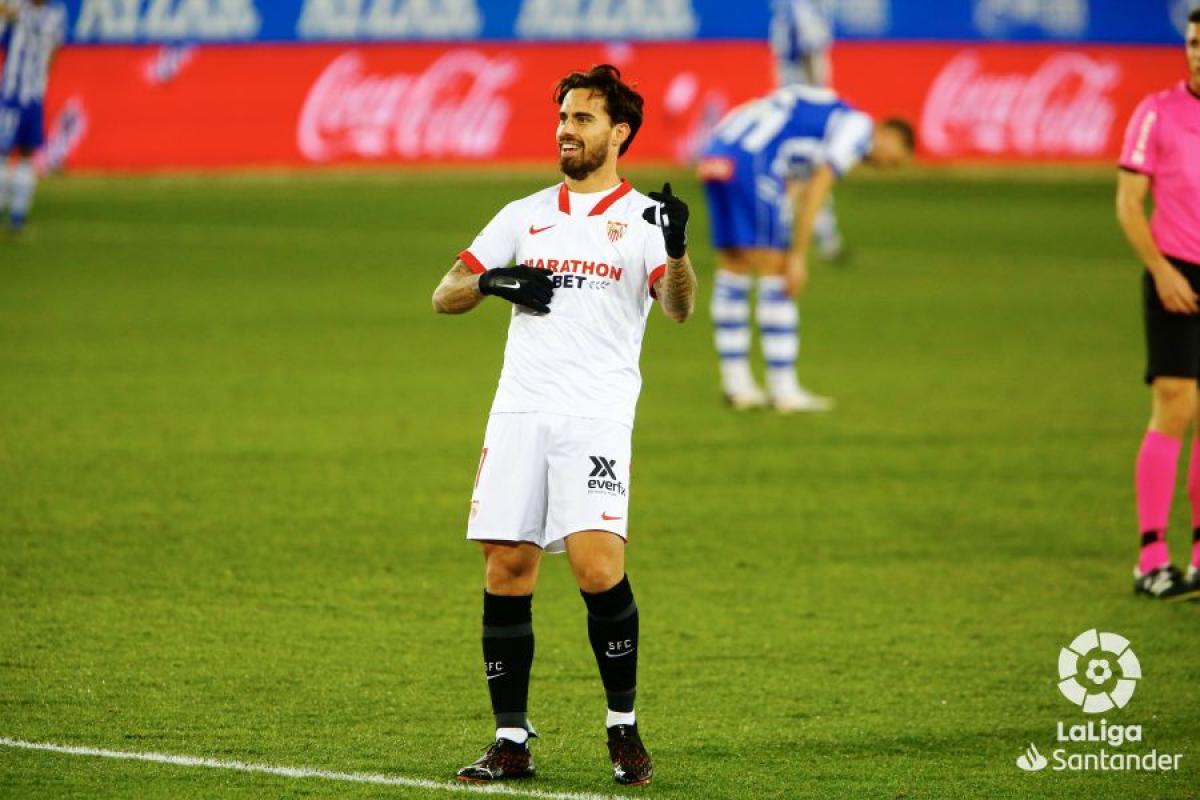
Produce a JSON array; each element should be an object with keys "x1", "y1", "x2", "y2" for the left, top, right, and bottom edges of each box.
[
  {"x1": 432, "y1": 65, "x2": 696, "y2": 785},
  {"x1": 771, "y1": 0, "x2": 832, "y2": 88},
  {"x1": 771, "y1": 0, "x2": 845, "y2": 261},
  {"x1": 0, "y1": 0, "x2": 64, "y2": 235},
  {"x1": 699, "y1": 85, "x2": 913, "y2": 412},
  {"x1": 1118, "y1": 7, "x2": 1200, "y2": 602}
]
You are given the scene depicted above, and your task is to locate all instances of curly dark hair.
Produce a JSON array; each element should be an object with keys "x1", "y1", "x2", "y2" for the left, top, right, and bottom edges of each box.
[
  {"x1": 553, "y1": 64, "x2": 645, "y2": 156},
  {"x1": 1190, "y1": 6, "x2": 1200, "y2": 23}
]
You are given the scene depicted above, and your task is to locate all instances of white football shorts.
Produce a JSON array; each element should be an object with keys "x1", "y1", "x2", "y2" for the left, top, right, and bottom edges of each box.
[{"x1": 467, "y1": 412, "x2": 633, "y2": 553}]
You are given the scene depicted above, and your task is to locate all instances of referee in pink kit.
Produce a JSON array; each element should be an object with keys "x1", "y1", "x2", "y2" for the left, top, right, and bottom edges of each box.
[{"x1": 1119, "y1": 7, "x2": 1200, "y2": 601}]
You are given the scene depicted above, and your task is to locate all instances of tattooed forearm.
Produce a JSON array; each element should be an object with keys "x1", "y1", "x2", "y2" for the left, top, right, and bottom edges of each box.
[
  {"x1": 432, "y1": 260, "x2": 484, "y2": 314},
  {"x1": 658, "y1": 255, "x2": 696, "y2": 322}
]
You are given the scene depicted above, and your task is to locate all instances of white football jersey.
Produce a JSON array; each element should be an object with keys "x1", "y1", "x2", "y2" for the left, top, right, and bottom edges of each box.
[
  {"x1": 460, "y1": 179, "x2": 668, "y2": 428},
  {"x1": 1, "y1": 0, "x2": 65, "y2": 105}
]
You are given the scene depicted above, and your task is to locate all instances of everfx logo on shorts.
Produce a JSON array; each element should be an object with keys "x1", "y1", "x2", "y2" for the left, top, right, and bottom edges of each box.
[{"x1": 588, "y1": 456, "x2": 625, "y2": 496}]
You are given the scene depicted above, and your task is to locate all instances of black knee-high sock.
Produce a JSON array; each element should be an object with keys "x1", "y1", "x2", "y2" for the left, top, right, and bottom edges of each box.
[
  {"x1": 581, "y1": 575, "x2": 638, "y2": 713},
  {"x1": 482, "y1": 591, "x2": 534, "y2": 731}
]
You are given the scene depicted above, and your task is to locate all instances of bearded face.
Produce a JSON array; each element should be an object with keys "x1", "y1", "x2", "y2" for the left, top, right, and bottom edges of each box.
[
  {"x1": 558, "y1": 135, "x2": 609, "y2": 180},
  {"x1": 556, "y1": 89, "x2": 621, "y2": 181}
]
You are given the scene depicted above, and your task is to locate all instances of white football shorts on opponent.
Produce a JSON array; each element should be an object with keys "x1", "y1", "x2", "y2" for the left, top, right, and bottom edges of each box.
[{"x1": 467, "y1": 412, "x2": 632, "y2": 553}]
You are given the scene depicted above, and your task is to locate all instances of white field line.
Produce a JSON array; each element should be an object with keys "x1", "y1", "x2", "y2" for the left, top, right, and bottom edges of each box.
[{"x1": 0, "y1": 737, "x2": 622, "y2": 800}]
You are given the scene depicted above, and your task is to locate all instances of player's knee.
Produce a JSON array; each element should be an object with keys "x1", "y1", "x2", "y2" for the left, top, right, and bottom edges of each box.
[
  {"x1": 717, "y1": 249, "x2": 751, "y2": 275},
  {"x1": 484, "y1": 551, "x2": 538, "y2": 593},
  {"x1": 1152, "y1": 380, "x2": 1197, "y2": 435},
  {"x1": 1153, "y1": 409, "x2": 1193, "y2": 438},
  {"x1": 573, "y1": 560, "x2": 624, "y2": 594},
  {"x1": 754, "y1": 249, "x2": 787, "y2": 276}
]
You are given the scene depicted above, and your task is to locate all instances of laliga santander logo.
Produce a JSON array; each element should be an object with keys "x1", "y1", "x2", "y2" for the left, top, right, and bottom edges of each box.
[
  {"x1": 1057, "y1": 629, "x2": 1140, "y2": 714},
  {"x1": 298, "y1": 50, "x2": 518, "y2": 162},
  {"x1": 1015, "y1": 630, "x2": 1185, "y2": 774},
  {"x1": 921, "y1": 51, "x2": 1120, "y2": 157}
]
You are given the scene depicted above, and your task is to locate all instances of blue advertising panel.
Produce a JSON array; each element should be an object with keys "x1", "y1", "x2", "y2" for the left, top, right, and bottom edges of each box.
[{"x1": 57, "y1": 0, "x2": 1188, "y2": 45}]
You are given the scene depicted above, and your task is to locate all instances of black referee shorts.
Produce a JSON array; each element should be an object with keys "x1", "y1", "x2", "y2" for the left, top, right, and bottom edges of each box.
[{"x1": 1144, "y1": 256, "x2": 1200, "y2": 384}]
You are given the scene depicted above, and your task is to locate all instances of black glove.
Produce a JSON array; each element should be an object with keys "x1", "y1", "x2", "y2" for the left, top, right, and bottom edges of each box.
[
  {"x1": 642, "y1": 182, "x2": 689, "y2": 259},
  {"x1": 478, "y1": 265, "x2": 553, "y2": 314}
]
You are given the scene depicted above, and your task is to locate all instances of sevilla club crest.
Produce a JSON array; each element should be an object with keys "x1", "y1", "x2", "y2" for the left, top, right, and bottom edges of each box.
[{"x1": 607, "y1": 220, "x2": 627, "y2": 243}]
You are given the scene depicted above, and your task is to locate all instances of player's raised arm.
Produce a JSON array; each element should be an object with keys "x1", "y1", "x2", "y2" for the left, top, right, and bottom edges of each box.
[
  {"x1": 657, "y1": 254, "x2": 697, "y2": 323},
  {"x1": 642, "y1": 183, "x2": 696, "y2": 322}
]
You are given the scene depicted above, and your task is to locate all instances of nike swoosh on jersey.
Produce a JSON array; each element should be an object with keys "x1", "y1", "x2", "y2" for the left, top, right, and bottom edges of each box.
[
  {"x1": 529, "y1": 224, "x2": 556, "y2": 235},
  {"x1": 601, "y1": 512, "x2": 623, "y2": 521}
]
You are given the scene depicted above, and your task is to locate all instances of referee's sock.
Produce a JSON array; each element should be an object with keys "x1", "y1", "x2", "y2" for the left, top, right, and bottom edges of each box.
[
  {"x1": 581, "y1": 574, "x2": 639, "y2": 720},
  {"x1": 1187, "y1": 441, "x2": 1200, "y2": 568},
  {"x1": 481, "y1": 591, "x2": 534, "y2": 740},
  {"x1": 1136, "y1": 430, "x2": 1180, "y2": 573}
]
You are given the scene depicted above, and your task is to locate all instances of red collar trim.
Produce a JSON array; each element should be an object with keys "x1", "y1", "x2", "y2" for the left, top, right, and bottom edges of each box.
[
  {"x1": 589, "y1": 179, "x2": 632, "y2": 216},
  {"x1": 557, "y1": 179, "x2": 633, "y2": 217}
]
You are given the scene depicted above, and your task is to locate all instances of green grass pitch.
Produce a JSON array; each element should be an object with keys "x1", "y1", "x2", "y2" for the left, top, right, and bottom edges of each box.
[{"x1": 1, "y1": 168, "x2": 1197, "y2": 799}]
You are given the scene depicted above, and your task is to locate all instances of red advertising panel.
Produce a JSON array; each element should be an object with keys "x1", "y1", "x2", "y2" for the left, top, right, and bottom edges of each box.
[
  {"x1": 833, "y1": 43, "x2": 1179, "y2": 162},
  {"x1": 19, "y1": 42, "x2": 1181, "y2": 170},
  {"x1": 34, "y1": 43, "x2": 772, "y2": 170}
]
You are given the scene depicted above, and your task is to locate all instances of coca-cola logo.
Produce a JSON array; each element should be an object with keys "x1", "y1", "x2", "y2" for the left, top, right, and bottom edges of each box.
[
  {"x1": 297, "y1": 50, "x2": 519, "y2": 162},
  {"x1": 142, "y1": 44, "x2": 195, "y2": 86},
  {"x1": 921, "y1": 51, "x2": 1120, "y2": 157}
]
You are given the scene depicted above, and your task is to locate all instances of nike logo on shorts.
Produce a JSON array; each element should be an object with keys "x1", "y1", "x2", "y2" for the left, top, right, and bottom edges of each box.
[
  {"x1": 601, "y1": 512, "x2": 623, "y2": 521},
  {"x1": 529, "y1": 224, "x2": 556, "y2": 235}
]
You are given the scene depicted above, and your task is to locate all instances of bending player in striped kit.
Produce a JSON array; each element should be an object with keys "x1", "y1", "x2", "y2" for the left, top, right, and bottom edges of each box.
[
  {"x1": 0, "y1": 0, "x2": 64, "y2": 234},
  {"x1": 699, "y1": 86, "x2": 913, "y2": 412}
]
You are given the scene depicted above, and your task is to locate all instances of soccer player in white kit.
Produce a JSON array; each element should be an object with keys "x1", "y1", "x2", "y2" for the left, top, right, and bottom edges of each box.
[
  {"x1": 431, "y1": 64, "x2": 697, "y2": 786},
  {"x1": 0, "y1": 0, "x2": 65, "y2": 234}
]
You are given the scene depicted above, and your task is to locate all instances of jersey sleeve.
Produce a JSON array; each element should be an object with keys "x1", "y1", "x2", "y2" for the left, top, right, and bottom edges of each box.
[
  {"x1": 822, "y1": 110, "x2": 874, "y2": 177},
  {"x1": 458, "y1": 201, "x2": 522, "y2": 274},
  {"x1": 644, "y1": 222, "x2": 668, "y2": 298},
  {"x1": 1119, "y1": 94, "x2": 1159, "y2": 176}
]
